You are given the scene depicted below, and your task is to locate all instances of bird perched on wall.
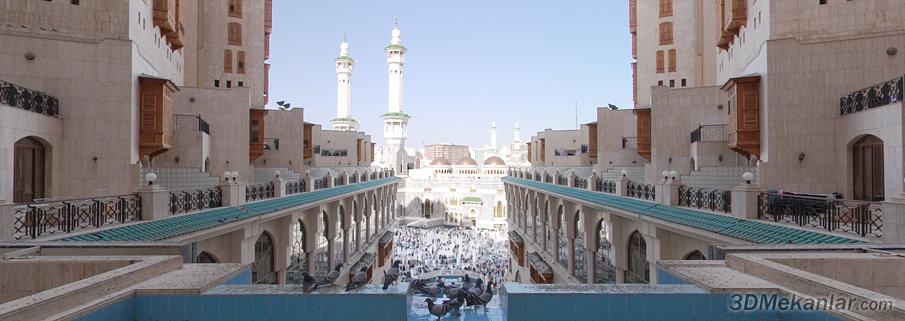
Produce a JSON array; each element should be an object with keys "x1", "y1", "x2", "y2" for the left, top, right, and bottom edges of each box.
[
  {"x1": 424, "y1": 297, "x2": 463, "y2": 321},
  {"x1": 301, "y1": 272, "x2": 317, "y2": 293},
  {"x1": 345, "y1": 267, "x2": 369, "y2": 292},
  {"x1": 465, "y1": 279, "x2": 484, "y2": 306},
  {"x1": 316, "y1": 263, "x2": 342, "y2": 287},
  {"x1": 467, "y1": 280, "x2": 495, "y2": 311},
  {"x1": 410, "y1": 279, "x2": 444, "y2": 297},
  {"x1": 444, "y1": 283, "x2": 466, "y2": 302},
  {"x1": 383, "y1": 260, "x2": 401, "y2": 290},
  {"x1": 461, "y1": 274, "x2": 473, "y2": 290}
]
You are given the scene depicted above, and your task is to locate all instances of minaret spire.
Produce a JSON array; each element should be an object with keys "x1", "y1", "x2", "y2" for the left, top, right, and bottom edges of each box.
[
  {"x1": 332, "y1": 34, "x2": 358, "y2": 131},
  {"x1": 380, "y1": 19, "x2": 411, "y2": 175}
]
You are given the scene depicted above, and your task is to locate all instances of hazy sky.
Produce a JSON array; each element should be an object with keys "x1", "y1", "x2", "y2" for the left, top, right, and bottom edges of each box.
[{"x1": 268, "y1": 0, "x2": 632, "y2": 149}]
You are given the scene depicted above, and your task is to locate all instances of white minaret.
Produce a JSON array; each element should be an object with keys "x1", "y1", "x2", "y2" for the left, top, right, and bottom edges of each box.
[
  {"x1": 381, "y1": 19, "x2": 411, "y2": 174},
  {"x1": 490, "y1": 121, "x2": 498, "y2": 150},
  {"x1": 332, "y1": 35, "x2": 358, "y2": 131},
  {"x1": 513, "y1": 122, "x2": 521, "y2": 142}
]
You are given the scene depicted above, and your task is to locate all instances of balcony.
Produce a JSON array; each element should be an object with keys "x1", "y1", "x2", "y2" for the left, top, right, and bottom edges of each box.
[
  {"x1": 633, "y1": 108, "x2": 651, "y2": 159},
  {"x1": 722, "y1": 76, "x2": 760, "y2": 157},
  {"x1": 715, "y1": 0, "x2": 746, "y2": 50},
  {"x1": 840, "y1": 74, "x2": 904, "y2": 116},
  {"x1": 0, "y1": 80, "x2": 60, "y2": 117},
  {"x1": 138, "y1": 76, "x2": 177, "y2": 159},
  {"x1": 249, "y1": 109, "x2": 265, "y2": 161},
  {"x1": 153, "y1": 0, "x2": 176, "y2": 33},
  {"x1": 173, "y1": 114, "x2": 210, "y2": 135},
  {"x1": 689, "y1": 124, "x2": 727, "y2": 144}
]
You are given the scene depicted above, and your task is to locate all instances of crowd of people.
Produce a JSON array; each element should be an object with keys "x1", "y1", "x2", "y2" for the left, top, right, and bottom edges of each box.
[{"x1": 393, "y1": 226, "x2": 510, "y2": 283}]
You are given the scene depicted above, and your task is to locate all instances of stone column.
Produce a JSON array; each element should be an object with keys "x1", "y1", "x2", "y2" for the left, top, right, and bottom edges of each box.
[
  {"x1": 326, "y1": 204, "x2": 338, "y2": 270},
  {"x1": 138, "y1": 184, "x2": 170, "y2": 221},
  {"x1": 221, "y1": 180, "x2": 246, "y2": 207},
  {"x1": 646, "y1": 233, "x2": 661, "y2": 284},
  {"x1": 656, "y1": 179, "x2": 681, "y2": 206},
  {"x1": 615, "y1": 177, "x2": 629, "y2": 196},
  {"x1": 732, "y1": 184, "x2": 764, "y2": 219},
  {"x1": 326, "y1": 173, "x2": 335, "y2": 188},
  {"x1": 587, "y1": 249, "x2": 596, "y2": 284},
  {"x1": 342, "y1": 227, "x2": 350, "y2": 262},
  {"x1": 568, "y1": 174, "x2": 576, "y2": 188},
  {"x1": 0, "y1": 204, "x2": 15, "y2": 242},
  {"x1": 588, "y1": 174, "x2": 598, "y2": 191},
  {"x1": 273, "y1": 176, "x2": 286, "y2": 198}
]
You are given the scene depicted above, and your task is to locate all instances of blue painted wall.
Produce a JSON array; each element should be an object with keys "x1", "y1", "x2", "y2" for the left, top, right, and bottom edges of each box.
[
  {"x1": 219, "y1": 267, "x2": 252, "y2": 286},
  {"x1": 656, "y1": 268, "x2": 688, "y2": 285}
]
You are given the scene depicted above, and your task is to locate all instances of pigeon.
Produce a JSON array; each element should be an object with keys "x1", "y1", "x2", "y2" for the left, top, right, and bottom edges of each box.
[
  {"x1": 301, "y1": 272, "x2": 317, "y2": 293},
  {"x1": 444, "y1": 283, "x2": 467, "y2": 302},
  {"x1": 410, "y1": 279, "x2": 444, "y2": 297},
  {"x1": 383, "y1": 260, "x2": 401, "y2": 290},
  {"x1": 316, "y1": 263, "x2": 342, "y2": 287},
  {"x1": 461, "y1": 274, "x2": 473, "y2": 290},
  {"x1": 424, "y1": 297, "x2": 464, "y2": 321},
  {"x1": 465, "y1": 279, "x2": 484, "y2": 307},
  {"x1": 470, "y1": 280, "x2": 495, "y2": 311},
  {"x1": 345, "y1": 267, "x2": 368, "y2": 292}
]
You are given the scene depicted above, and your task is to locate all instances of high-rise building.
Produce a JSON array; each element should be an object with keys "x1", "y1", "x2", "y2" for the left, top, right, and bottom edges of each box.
[{"x1": 331, "y1": 36, "x2": 358, "y2": 131}]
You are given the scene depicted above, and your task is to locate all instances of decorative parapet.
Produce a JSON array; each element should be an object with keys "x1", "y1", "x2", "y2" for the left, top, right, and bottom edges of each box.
[
  {"x1": 0, "y1": 80, "x2": 60, "y2": 117},
  {"x1": 840, "y1": 75, "x2": 903, "y2": 116},
  {"x1": 12, "y1": 194, "x2": 141, "y2": 240}
]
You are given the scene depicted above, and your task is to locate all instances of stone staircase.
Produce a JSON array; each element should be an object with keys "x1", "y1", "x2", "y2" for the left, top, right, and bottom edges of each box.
[
  {"x1": 254, "y1": 167, "x2": 301, "y2": 183},
  {"x1": 139, "y1": 167, "x2": 221, "y2": 192},
  {"x1": 680, "y1": 166, "x2": 758, "y2": 190}
]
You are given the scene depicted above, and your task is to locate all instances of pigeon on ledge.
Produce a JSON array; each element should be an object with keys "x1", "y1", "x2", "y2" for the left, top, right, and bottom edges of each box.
[
  {"x1": 301, "y1": 272, "x2": 317, "y2": 293},
  {"x1": 383, "y1": 260, "x2": 401, "y2": 290},
  {"x1": 425, "y1": 297, "x2": 463, "y2": 321},
  {"x1": 316, "y1": 263, "x2": 342, "y2": 288},
  {"x1": 345, "y1": 267, "x2": 368, "y2": 292}
]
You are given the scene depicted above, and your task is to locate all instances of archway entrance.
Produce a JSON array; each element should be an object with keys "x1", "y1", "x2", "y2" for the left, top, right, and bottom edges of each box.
[
  {"x1": 683, "y1": 250, "x2": 706, "y2": 260},
  {"x1": 253, "y1": 232, "x2": 277, "y2": 284},
  {"x1": 625, "y1": 231, "x2": 649, "y2": 284},
  {"x1": 594, "y1": 220, "x2": 616, "y2": 284},
  {"x1": 14, "y1": 137, "x2": 47, "y2": 203},
  {"x1": 196, "y1": 251, "x2": 219, "y2": 263},
  {"x1": 852, "y1": 135, "x2": 884, "y2": 201}
]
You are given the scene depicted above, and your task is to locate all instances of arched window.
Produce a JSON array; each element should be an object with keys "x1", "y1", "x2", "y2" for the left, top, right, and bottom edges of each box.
[
  {"x1": 13, "y1": 137, "x2": 47, "y2": 203},
  {"x1": 197, "y1": 251, "x2": 219, "y2": 263},
  {"x1": 314, "y1": 211, "x2": 329, "y2": 275},
  {"x1": 852, "y1": 135, "x2": 884, "y2": 201},
  {"x1": 658, "y1": 22, "x2": 673, "y2": 45},
  {"x1": 351, "y1": 201, "x2": 359, "y2": 255},
  {"x1": 369, "y1": 195, "x2": 377, "y2": 241},
  {"x1": 253, "y1": 232, "x2": 276, "y2": 284},
  {"x1": 335, "y1": 206, "x2": 346, "y2": 265},
  {"x1": 495, "y1": 201, "x2": 505, "y2": 218},
  {"x1": 290, "y1": 219, "x2": 307, "y2": 273},
  {"x1": 668, "y1": 49, "x2": 677, "y2": 72},
  {"x1": 626, "y1": 231, "x2": 649, "y2": 284},
  {"x1": 656, "y1": 51, "x2": 665, "y2": 74},
  {"x1": 556, "y1": 205, "x2": 568, "y2": 267},
  {"x1": 594, "y1": 220, "x2": 616, "y2": 284},
  {"x1": 572, "y1": 211, "x2": 588, "y2": 283},
  {"x1": 683, "y1": 250, "x2": 706, "y2": 260}
]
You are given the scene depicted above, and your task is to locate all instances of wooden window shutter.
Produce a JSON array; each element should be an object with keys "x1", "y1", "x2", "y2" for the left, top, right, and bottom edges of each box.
[
  {"x1": 660, "y1": 0, "x2": 673, "y2": 17},
  {"x1": 228, "y1": 22, "x2": 242, "y2": 46},
  {"x1": 659, "y1": 22, "x2": 673, "y2": 45},
  {"x1": 224, "y1": 50, "x2": 233, "y2": 73},
  {"x1": 656, "y1": 51, "x2": 665, "y2": 73},
  {"x1": 668, "y1": 49, "x2": 677, "y2": 72},
  {"x1": 228, "y1": 0, "x2": 242, "y2": 18},
  {"x1": 237, "y1": 51, "x2": 246, "y2": 74}
]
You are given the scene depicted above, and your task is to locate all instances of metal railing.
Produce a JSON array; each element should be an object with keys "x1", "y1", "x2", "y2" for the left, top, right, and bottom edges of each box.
[
  {"x1": 757, "y1": 192, "x2": 882, "y2": 238},
  {"x1": 286, "y1": 180, "x2": 305, "y2": 195},
  {"x1": 349, "y1": 175, "x2": 359, "y2": 184},
  {"x1": 690, "y1": 124, "x2": 728, "y2": 144},
  {"x1": 0, "y1": 80, "x2": 60, "y2": 117},
  {"x1": 678, "y1": 186, "x2": 731, "y2": 213},
  {"x1": 840, "y1": 75, "x2": 903, "y2": 116},
  {"x1": 622, "y1": 137, "x2": 638, "y2": 149},
  {"x1": 13, "y1": 194, "x2": 140, "y2": 240},
  {"x1": 626, "y1": 182, "x2": 655, "y2": 201},
  {"x1": 170, "y1": 187, "x2": 222, "y2": 214},
  {"x1": 313, "y1": 178, "x2": 328, "y2": 190},
  {"x1": 575, "y1": 178, "x2": 588, "y2": 189},
  {"x1": 334, "y1": 177, "x2": 345, "y2": 187},
  {"x1": 173, "y1": 114, "x2": 211, "y2": 135},
  {"x1": 246, "y1": 182, "x2": 275, "y2": 202},
  {"x1": 595, "y1": 180, "x2": 615, "y2": 194},
  {"x1": 556, "y1": 176, "x2": 568, "y2": 186}
]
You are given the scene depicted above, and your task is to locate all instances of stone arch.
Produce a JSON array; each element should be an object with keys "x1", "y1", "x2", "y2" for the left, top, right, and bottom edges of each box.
[
  {"x1": 850, "y1": 134, "x2": 884, "y2": 201},
  {"x1": 314, "y1": 210, "x2": 330, "y2": 275},
  {"x1": 252, "y1": 231, "x2": 277, "y2": 284},
  {"x1": 543, "y1": 199, "x2": 551, "y2": 254},
  {"x1": 13, "y1": 136, "x2": 52, "y2": 203},
  {"x1": 351, "y1": 200, "x2": 360, "y2": 254},
  {"x1": 626, "y1": 230, "x2": 649, "y2": 284},
  {"x1": 291, "y1": 219, "x2": 307, "y2": 272},
  {"x1": 196, "y1": 251, "x2": 219, "y2": 263},
  {"x1": 572, "y1": 209, "x2": 588, "y2": 282},
  {"x1": 336, "y1": 205, "x2": 346, "y2": 265},
  {"x1": 556, "y1": 204, "x2": 567, "y2": 267},
  {"x1": 593, "y1": 218, "x2": 616, "y2": 283},
  {"x1": 683, "y1": 250, "x2": 706, "y2": 260}
]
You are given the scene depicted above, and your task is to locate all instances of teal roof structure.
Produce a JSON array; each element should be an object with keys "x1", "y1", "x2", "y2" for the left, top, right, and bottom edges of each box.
[
  {"x1": 61, "y1": 177, "x2": 399, "y2": 242},
  {"x1": 503, "y1": 177, "x2": 863, "y2": 245}
]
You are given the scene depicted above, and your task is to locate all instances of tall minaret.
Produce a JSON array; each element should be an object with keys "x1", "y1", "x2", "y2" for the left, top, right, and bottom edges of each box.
[
  {"x1": 332, "y1": 35, "x2": 358, "y2": 131},
  {"x1": 513, "y1": 122, "x2": 521, "y2": 142},
  {"x1": 382, "y1": 18, "x2": 411, "y2": 174},
  {"x1": 490, "y1": 121, "x2": 498, "y2": 150}
]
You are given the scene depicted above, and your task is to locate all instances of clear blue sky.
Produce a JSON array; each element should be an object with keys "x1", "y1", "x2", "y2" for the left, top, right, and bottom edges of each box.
[{"x1": 268, "y1": 0, "x2": 632, "y2": 149}]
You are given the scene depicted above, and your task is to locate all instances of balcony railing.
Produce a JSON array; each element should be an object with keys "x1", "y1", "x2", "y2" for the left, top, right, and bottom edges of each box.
[
  {"x1": 757, "y1": 192, "x2": 882, "y2": 238},
  {"x1": 174, "y1": 114, "x2": 211, "y2": 135},
  {"x1": 0, "y1": 80, "x2": 60, "y2": 117},
  {"x1": 170, "y1": 187, "x2": 222, "y2": 214},
  {"x1": 13, "y1": 194, "x2": 140, "y2": 240},
  {"x1": 313, "y1": 178, "x2": 328, "y2": 190},
  {"x1": 678, "y1": 186, "x2": 731, "y2": 213},
  {"x1": 626, "y1": 182, "x2": 655, "y2": 201},
  {"x1": 575, "y1": 178, "x2": 588, "y2": 189},
  {"x1": 286, "y1": 180, "x2": 305, "y2": 195},
  {"x1": 334, "y1": 177, "x2": 345, "y2": 187},
  {"x1": 622, "y1": 137, "x2": 638, "y2": 149},
  {"x1": 246, "y1": 182, "x2": 275, "y2": 202},
  {"x1": 595, "y1": 180, "x2": 616, "y2": 194},
  {"x1": 556, "y1": 176, "x2": 568, "y2": 186},
  {"x1": 840, "y1": 75, "x2": 903, "y2": 116},
  {"x1": 690, "y1": 124, "x2": 728, "y2": 144}
]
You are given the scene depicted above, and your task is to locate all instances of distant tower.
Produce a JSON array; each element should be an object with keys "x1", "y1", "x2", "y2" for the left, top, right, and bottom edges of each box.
[
  {"x1": 382, "y1": 19, "x2": 411, "y2": 174},
  {"x1": 513, "y1": 122, "x2": 521, "y2": 142},
  {"x1": 332, "y1": 35, "x2": 358, "y2": 131},
  {"x1": 490, "y1": 121, "x2": 498, "y2": 150}
]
